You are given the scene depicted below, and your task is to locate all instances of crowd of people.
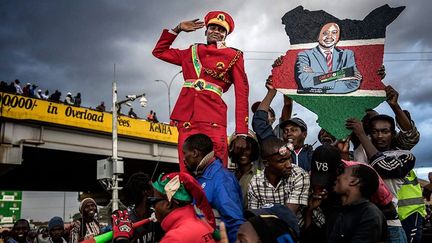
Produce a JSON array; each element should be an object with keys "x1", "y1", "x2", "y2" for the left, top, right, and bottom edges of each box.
[
  {"x1": 0, "y1": 79, "x2": 82, "y2": 107},
  {"x1": 1, "y1": 9, "x2": 431, "y2": 243},
  {"x1": 0, "y1": 199, "x2": 102, "y2": 243},
  {"x1": 138, "y1": 10, "x2": 431, "y2": 243}
]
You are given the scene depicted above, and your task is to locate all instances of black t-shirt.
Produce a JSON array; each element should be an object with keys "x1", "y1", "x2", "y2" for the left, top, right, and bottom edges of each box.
[
  {"x1": 327, "y1": 199, "x2": 387, "y2": 243},
  {"x1": 128, "y1": 209, "x2": 163, "y2": 243}
]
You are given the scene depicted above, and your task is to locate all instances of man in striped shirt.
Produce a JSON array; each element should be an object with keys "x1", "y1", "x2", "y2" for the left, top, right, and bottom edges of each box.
[{"x1": 248, "y1": 137, "x2": 310, "y2": 214}]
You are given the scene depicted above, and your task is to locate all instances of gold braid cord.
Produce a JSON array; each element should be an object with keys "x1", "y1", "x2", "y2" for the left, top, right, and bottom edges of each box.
[{"x1": 203, "y1": 50, "x2": 242, "y2": 84}]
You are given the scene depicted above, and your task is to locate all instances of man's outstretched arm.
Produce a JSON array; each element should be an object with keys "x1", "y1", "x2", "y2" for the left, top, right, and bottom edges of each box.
[
  {"x1": 385, "y1": 85, "x2": 420, "y2": 150},
  {"x1": 252, "y1": 78, "x2": 277, "y2": 141}
]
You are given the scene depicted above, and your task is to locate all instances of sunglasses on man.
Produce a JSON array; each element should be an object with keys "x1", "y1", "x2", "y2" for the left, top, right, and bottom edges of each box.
[{"x1": 147, "y1": 197, "x2": 166, "y2": 207}]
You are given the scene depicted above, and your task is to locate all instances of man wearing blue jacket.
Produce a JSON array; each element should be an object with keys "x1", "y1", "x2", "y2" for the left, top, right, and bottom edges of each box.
[{"x1": 183, "y1": 133, "x2": 244, "y2": 243}]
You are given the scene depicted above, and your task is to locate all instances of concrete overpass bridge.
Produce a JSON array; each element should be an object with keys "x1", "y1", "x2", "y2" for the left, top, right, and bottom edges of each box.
[{"x1": 0, "y1": 92, "x2": 180, "y2": 198}]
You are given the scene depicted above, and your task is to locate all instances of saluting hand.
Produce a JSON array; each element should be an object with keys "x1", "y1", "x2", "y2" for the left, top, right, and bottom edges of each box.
[{"x1": 174, "y1": 19, "x2": 205, "y2": 33}]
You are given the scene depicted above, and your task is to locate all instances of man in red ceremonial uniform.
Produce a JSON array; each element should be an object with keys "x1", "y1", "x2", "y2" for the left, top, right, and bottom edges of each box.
[{"x1": 153, "y1": 11, "x2": 249, "y2": 171}]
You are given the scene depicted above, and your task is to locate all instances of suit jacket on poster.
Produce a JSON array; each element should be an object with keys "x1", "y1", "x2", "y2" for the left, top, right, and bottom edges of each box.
[{"x1": 295, "y1": 46, "x2": 360, "y2": 94}]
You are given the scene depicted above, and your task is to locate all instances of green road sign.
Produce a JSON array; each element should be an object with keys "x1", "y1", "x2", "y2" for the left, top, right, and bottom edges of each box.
[{"x1": 0, "y1": 191, "x2": 22, "y2": 225}]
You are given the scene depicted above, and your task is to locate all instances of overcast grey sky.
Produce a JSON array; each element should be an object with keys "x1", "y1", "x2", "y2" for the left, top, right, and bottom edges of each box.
[{"x1": 1, "y1": 0, "x2": 431, "y2": 221}]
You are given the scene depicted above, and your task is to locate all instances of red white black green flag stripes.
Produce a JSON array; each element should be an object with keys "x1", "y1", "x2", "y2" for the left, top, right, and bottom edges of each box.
[{"x1": 272, "y1": 5, "x2": 405, "y2": 139}]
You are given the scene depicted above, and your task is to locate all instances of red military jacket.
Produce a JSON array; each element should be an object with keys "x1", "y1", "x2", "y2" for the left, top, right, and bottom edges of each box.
[{"x1": 152, "y1": 29, "x2": 249, "y2": 134}]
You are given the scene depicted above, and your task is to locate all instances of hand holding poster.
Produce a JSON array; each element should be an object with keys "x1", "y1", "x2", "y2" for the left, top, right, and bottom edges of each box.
[{"x1": 271, "y1": 4, "x2": 405, "y2": 139}]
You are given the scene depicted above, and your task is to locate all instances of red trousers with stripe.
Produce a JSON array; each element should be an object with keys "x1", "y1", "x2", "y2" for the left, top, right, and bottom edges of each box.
[{"x1": 177, "y1": 122, "x2": 228, "y2": 172}]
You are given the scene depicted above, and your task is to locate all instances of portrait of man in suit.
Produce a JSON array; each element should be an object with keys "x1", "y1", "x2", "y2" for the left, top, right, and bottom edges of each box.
[{"x1": 295, "y1": 22, "x2": 362, "y2": 94}]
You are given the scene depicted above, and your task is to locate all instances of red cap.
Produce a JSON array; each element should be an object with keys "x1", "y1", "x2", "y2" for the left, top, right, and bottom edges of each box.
[{"x1": 204, "y1": 11, "x2": 235, "y2": 34}]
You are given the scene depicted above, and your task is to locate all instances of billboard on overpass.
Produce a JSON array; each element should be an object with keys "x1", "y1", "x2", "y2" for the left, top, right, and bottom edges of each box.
[
  {"x1": 0, "y1": 191, "x2": 22, "y2": 225},
  {"x1": 0, "y1": 92, "x2": 178, "y2": 144}
]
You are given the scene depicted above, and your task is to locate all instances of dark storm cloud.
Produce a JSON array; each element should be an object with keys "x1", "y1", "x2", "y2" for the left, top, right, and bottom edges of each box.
[
  {"x1": 384, "y1": 0, "x2": 432, "y2": 50},
  {"x1": 380, "y1": 0, "x2": 432, "y2": 107},
  {"x1": 1, "y1": 1, "x2": 146, "y2": 106}
]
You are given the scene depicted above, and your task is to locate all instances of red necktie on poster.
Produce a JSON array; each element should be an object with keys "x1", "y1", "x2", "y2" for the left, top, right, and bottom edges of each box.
[{"x1": 325, "y1": 50, "x2": 332, "y2": 72}]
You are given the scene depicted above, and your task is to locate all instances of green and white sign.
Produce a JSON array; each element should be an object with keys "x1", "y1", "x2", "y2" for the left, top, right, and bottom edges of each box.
[{"x1": 0, "y1": 191, "x2": 22, "y2": 225}]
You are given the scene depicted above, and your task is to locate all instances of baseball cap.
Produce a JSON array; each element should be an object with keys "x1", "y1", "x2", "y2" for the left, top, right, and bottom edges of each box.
[
  {"x1": 244, "y1": 204, "x2": 299, "y2": 242},
  {"x1": 279, "y1": 117, "x2": 307, "y2": 131},
  {"x1": 310, "y1": 145, "x2": 343, "y2": 189},
  {"x1": 251, "y1": 101, "x2": 275, "y2": 117}
]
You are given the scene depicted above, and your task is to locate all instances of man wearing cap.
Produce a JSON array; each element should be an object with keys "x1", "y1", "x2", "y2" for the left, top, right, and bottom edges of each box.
[
  {"x1": 152, "y1": 11, "x2": 249, "y2": 171},
  {"x1": 278, "y1": 117, "x2": 313, "y2": 172},
  {"x1": 151, "y1": 172, "x2": 218, "y2": 243},
  {"x1": 253, "y1": 81, "x2": 313, "y2": 171},
  {"x1": 47, "y1": 217, "x2": 66, "y2": 243},
  {"x1": 305, "y1": 145, "x2": 405, "y2": 243},
  {"x1": 250, "y1": 101, "x2": 276, "y2": 127},
  {"x1": 70, "y1": 198, "x2": 101, "y2": 243}
]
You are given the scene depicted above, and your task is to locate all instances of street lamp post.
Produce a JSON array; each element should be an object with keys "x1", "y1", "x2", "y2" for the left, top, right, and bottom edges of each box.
[
  {"x1": 155, "y1": 70, "x2": 182, "y2": 117},
  {"x1": 110, "y1": 81, "x2": 146, "y2": 211},
  {"x1": 111, "y1": 81, "x2": 120, "y2": 211}
]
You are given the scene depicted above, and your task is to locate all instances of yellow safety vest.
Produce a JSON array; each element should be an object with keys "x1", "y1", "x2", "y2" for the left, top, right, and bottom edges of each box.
[{"x1": 397, "y1": 170, "x2": 426, "y2": 221}]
